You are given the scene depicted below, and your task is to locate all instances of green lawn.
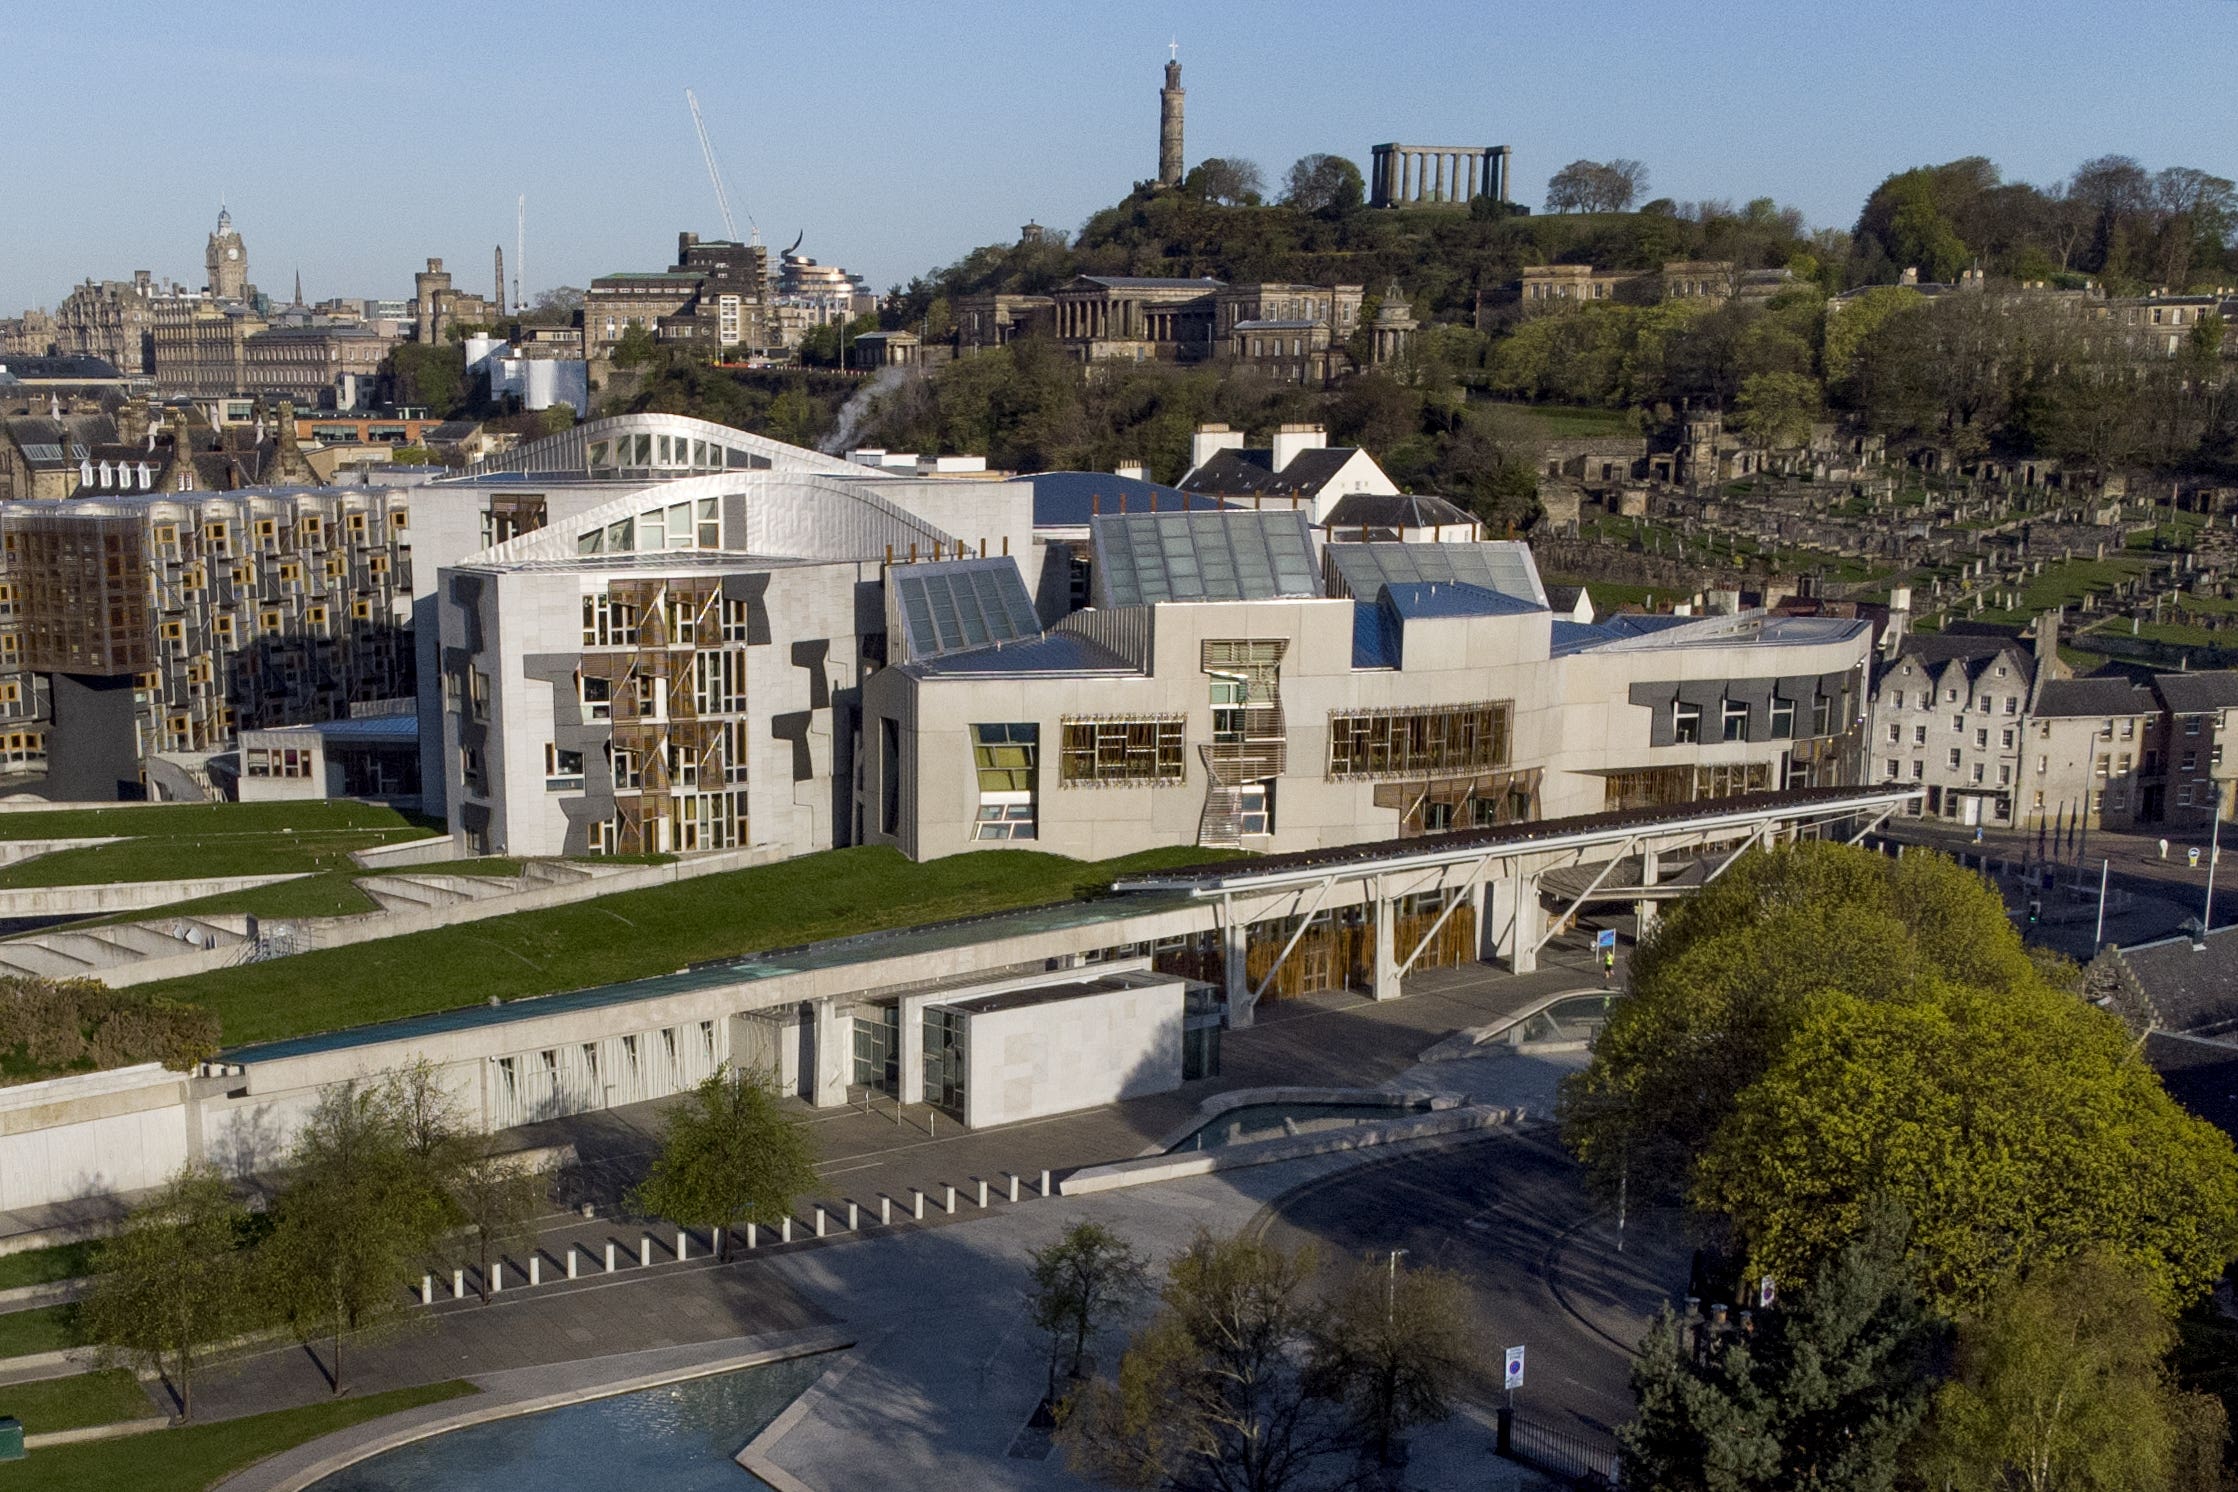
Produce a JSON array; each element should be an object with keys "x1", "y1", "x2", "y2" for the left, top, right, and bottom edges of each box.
[
  {"x1": 0, "y1": 1304, "x2": 85, "y2": 1359},
  {"x1": 0, "y1": 803, "x2": 437, "y2": 889},
  {"x1": 142, "y1": 844, "x2": 1238, "y2": 1050},
  {"x1": 1507, "y1": 401, "x2": 1639, "y2": 440},
  {"x1": 0, "y1": 1370, "x2": 159, "y2": 1435},
  {"x1": 0, "y1": 1243, "x2": 98, "y2": 1292},
  {"x1": 3, "y1": 1379, "x2": 476, "y2": 1491}
]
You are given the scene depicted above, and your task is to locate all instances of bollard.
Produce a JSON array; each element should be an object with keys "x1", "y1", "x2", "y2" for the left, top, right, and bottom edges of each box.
[
  {"x1": 814, "y1": 1207, "x2": 827, "y2": 1238},
  {"x1": 606, "y1": 1243, "x2": 617, "y2": 1274},
  {"x1": 746, "y1": 1222, "x2": 757, "y2": 1250},
  {"x1": 847, "y1": 1201, "x2": 859, "y2": 1231},
  {"x1": 530, "y1": 1254, "x2": 541, "y2": 1287},
  {"x1": 777, "y1": 1216, "x2": 789, "y2": 1244},
  {"x1": 912, "y1": 1189, "x2": 926, "y2": 1221},
  {"x1": 641, "y1": 1235, "x2": 653, "y2": 1268},
  {"x1": 453, "y1": 1268, "x2": 465, "y2": 1300},
  {"x1": 944, "y1": 1184, "x2": 957, "y2": 1214},
  {"x1": 881, "y1": 1195, "x2": 893, "y2": 1226},
  {"x1": 421, "y1": 1274, "x2": 433, "y2": 1305},
  {"x1": 567, "y1": 1248, "x2": 579, "y2": 1281},
  {"x1": 491, "y1": 1261, "x2": 504, "y2": 1294},
  {"x1": 678, "y1": 1228, "x2": 689, "y2": 1262},
  {"x1": 1008, "y1": 1174, "x2": 1020, "y2": 1204},
  {"x1": 1041, "y1": 1168, "x2": 1052, "y2": 1197}
]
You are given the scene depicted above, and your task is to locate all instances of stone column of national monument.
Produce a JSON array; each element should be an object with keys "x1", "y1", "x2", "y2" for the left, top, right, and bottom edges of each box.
[{"x1": 1159, "y1": 54, "x2": 1185, "y2": 187}]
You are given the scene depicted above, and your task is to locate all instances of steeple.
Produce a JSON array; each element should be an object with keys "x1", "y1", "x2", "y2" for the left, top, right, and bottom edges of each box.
[{"x1": 293, "y1": 267, "x2": 303, "y2": 307}]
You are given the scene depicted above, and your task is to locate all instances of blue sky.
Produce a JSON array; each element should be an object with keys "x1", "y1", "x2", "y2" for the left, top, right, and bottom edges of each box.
[{"x1": 4, "y1": 0, "x2": 2232, "y2": 312}]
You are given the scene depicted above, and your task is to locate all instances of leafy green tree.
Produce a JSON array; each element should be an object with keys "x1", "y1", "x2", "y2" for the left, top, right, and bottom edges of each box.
[
  {"x1": 1184, "y1": 158, "x2": 1265, "y2": 208},
  {"x1": 1696, "y1": 976, "x2": 2238, "y2": 1312},
  {"x1": 1733, "y1": 371, "x2": 1822, "y2": 449},
  {"x1": 1562, "y1": 843, "x2": 2039, "y2": 1208},
  {"x1": 1820, "y1": 286, "x2": 1922, "y2": 398},
  {"x1": 385, "y1": 342, "x2": 466, "y2": 414},
  {"x1": 1280, "y1": 155, "x2": 1364, "y2": 218},
  {"x1": 628, "y1": 1064, "x2": 817, "y2": 1259},
  {"x1": 450, "y1": 1151, "x2": 547, "y2": 1304},
  {"x1": 263, "y1": 1081, "x2": 446, "y2": 1394},
  {"x1": 1062, "y1": 1230, "x2": 1349, "y2": 1492},
  {"x1": 1621, "y1": 1201, "x2": 1941, "y2": 1492},
  {"x1": 1029, "y1": 1222, "x2": 1148, "y2": 1398},
  {"x1": 1309, "y1": 1257, "x2": 1477, "y2": 1468},
  {"x1": 1547, "y1": 159, "x2": 1649, "y2": 213},
  {"x1": 80, "y1": 1164, "x2": 257, "y2": 1420},
  {"x1": 608, "y1": 324, "x2": 660, "y2": 368},
  {"x1": 1916, "y1": 1251, "x2": 2227, "y2": 1492}
]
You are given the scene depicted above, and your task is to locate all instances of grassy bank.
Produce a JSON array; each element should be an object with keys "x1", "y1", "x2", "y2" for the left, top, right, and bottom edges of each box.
[
  {"x1": 5, "y1": 1379, "x2": 476, "y2": 1491},
  {"x1": 144, "y1": 843, "x2": 1235, "y2": 1049}
]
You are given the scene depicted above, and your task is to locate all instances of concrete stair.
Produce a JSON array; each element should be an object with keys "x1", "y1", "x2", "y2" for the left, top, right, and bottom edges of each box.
[
  {"x1": 0, "y1": 917, "x2": 243, "y2": 980},
  {"x1": 355, "y1": 861, "x2": 621, "y2": 916}
]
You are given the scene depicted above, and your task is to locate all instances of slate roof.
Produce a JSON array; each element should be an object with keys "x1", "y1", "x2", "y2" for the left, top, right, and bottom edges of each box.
[
  {"x1": 1178, "y1": 447, "x2": 1359, "y2": 500},
  {"x1": 2034, "y1": 677, "x2": 2159, "y2": 718},
  {"x1": 0, "y1": 355, "x2": 123, "y2": 381},
  {"x1": 2118, "y1": 927, "x2": 2238, "y2": 1039},
  {"x1": 2146, "y1": 1031, "x2": 2238, "y2": 1138},
  {"x1": 2154, "y1": 671, "x2": 2238, "y2": 715}
]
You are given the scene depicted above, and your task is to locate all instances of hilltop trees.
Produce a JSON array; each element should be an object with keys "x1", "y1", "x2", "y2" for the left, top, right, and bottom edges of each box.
[
  {"x1": 1546, "y1": 159, "x2": 1651, "y2": 214},
  {"x1": 1281, "y1": 155, "x2": 1364, "y2": 219}
]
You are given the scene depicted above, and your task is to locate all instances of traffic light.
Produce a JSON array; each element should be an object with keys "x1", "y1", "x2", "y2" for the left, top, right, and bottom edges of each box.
[{"x1": 2027, "y1": 898, "x2": 2041, "y2": 927}]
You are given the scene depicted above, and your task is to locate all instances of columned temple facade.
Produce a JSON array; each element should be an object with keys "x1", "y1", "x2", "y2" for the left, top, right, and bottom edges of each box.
[{"x1": 1370, "y1": 144, "x2": 1512, "y2": 208}]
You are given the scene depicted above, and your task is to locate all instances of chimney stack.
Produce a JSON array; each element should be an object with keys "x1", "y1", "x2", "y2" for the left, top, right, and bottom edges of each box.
[{"x1": 1270, "y1": 423, "x2": 1327, "y2": 475}]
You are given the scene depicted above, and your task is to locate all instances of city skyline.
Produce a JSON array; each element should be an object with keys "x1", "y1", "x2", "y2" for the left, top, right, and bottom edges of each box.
[{"x1": 3, "y1": 0, "x2": 2235, "y2": 314}]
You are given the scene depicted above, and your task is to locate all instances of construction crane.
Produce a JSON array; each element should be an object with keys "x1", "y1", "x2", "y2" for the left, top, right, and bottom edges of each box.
[{"x1": 685, "y1": 89, "x2": 757, "y2": 245}]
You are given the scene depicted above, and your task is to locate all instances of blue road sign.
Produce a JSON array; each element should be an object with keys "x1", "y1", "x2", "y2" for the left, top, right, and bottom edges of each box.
[
  {"x1": 1594, "y1": 928, "x2": 1617, "y2": 949},
  {"x1": 1504, "y1": 1345, "x2": 1526, "y2": 1390}
]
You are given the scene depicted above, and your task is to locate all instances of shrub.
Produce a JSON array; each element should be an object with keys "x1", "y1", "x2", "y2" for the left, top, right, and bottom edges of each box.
[{"x1": 0, "y1": 976, "x2": 220, "y2": 1081}]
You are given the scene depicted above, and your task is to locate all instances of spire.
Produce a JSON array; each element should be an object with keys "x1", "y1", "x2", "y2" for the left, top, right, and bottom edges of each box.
[{"x1": 293, "y1": 267, "x2": 303, "y2": 306}]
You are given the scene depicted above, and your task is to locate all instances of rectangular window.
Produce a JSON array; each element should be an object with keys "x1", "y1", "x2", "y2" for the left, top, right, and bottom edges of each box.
[
  {"x1": 579, "y1": 673, "x2": 611, "y2": 721},
  {"x1": 1891, "y1": 690, "x2": 1905, "y2": 710},
  {"x1": 1911, "y1": 759, "x2": 1925, "y2": 780},
  {"x1": 1060, "y1": 717, "x2": 1186, "y2": 784},
  {"x1": 1998, "y1": 763, "x2": 2012, "y2": 786},
  {"x1": 971, "y1": 723, "x2": 1038, "y2": 840},
  {"x1": 544, "y1": 743, "x2": 583, "y2": 789},
  {"x1": 2189, "y1": 717, "x2": 2203, "y2": 736},
  {"x1": 1948, "y1": 748, "x2": 1962, "y2": 770},
  {"x1": 1721, "y1": 700, "x2": 1749, "y2": 742},
  {"x1": 1912, "y1": 725, "x2": 1927, "y2": 746},
  {"x1": 1813, "y1": 696, "x2": 1833, "y2": 736},
  {"x1": 1975, "y1": 728, "x2": 1989, "y2": 750},
  {"x1": 2003, "y1": 696, "x2": 2017, "y2": 715},
  {"x1": 2001, "y1": 728, "x2": 2015, "y2": 750},
  {"x1": 1327, "y1": 702, "x2": 1514, "y2": 778},
  {"x1": 1885, "y1": 759, "x2": 1901, "y2": 779},
  {"x1": 1238, "y1": 781, "x2": 1274, "y2": 836},
  {"x1": 1971, "y1": 763, "x2": 1985, "y2": 784},
  {"x1": 1672, "y1": 702, "x2": 1702, "y2": 744},
  {"x1": 1770, "y1": 698, "x2": 1796, "y2": 738}
]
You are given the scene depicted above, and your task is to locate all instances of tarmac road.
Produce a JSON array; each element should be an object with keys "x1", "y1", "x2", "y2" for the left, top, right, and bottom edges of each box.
[{"x1": 1250, "y1": 1127, "x2": 1690, "y2": 1448}]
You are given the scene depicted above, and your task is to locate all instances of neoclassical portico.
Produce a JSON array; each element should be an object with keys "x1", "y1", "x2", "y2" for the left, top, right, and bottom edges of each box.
[{"x1": 1370, "y1": 144, "x2": 1512, "y2": 209}]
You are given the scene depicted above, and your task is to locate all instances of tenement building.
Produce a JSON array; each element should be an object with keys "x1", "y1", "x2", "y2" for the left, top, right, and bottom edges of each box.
[{"x1": 1869, "y1": 615, "x2": 2238, "y2": 831}]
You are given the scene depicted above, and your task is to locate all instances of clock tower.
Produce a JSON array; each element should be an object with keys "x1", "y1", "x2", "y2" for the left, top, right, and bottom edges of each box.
[{"x1": 206, "y1": 207, "x2": 247, "y2": 301}]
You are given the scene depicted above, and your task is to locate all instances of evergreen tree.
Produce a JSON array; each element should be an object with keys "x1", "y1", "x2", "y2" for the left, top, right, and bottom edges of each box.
[{"x1": 1621, "y1": 1203, "x2": 1941, "y2": 1492}]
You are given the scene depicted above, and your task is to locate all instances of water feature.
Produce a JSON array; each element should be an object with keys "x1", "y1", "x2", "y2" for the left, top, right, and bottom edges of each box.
[
  {"x1": 306, "y1": 1354, "x2": 827, "y2": 1491},
  {"x1": 1165, "y1": 1099, "x2": 1432, "y2": 1153}
]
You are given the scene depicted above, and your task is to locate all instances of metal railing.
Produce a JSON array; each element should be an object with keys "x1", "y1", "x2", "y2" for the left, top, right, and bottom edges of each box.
[{"x1": 1500, "y1": 1408, "x2": 1620, "y2": 1484}]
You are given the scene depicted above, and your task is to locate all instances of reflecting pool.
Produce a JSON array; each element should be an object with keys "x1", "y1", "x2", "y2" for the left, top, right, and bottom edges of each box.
[{"x1": 308, "y1": 1354, "x2": 827, "y2": 1491}]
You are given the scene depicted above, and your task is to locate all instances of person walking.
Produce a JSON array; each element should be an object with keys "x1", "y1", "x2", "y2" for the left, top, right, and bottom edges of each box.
[{"x1": 1601, "y1": 944, "x2": 1616, "y2": 985}]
